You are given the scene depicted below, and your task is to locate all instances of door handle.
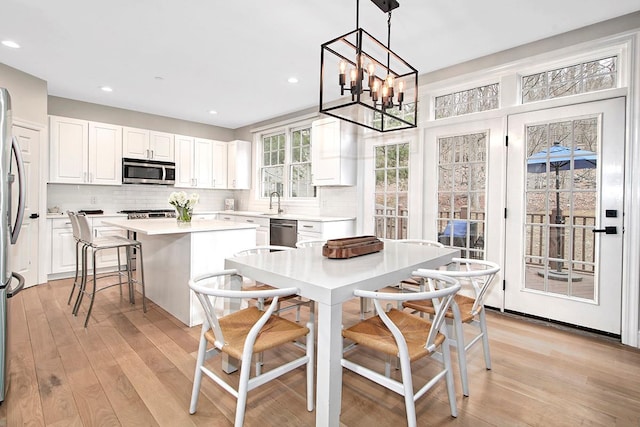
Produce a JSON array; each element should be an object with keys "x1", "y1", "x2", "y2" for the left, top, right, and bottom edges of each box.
[
  {"x1": 592, "y1": 226, "x2": 617, "y2": 234},
  {"x1": 29, "y1": 213, "x2": 39, "y2": 219}
]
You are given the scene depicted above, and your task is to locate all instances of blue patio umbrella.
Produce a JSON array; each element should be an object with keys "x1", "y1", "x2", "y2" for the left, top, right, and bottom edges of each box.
[{"x1": 527, "y1": 141, "x2": 597, "y2": 273}]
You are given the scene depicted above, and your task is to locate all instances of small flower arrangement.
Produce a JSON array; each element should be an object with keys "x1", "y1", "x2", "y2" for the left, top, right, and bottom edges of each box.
[{"x1": 169, "y1": 191, "x2": 199, "y2": 223}]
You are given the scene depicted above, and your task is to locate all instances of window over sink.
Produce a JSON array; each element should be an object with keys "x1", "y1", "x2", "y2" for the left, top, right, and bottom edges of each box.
[{"x1": 258, "y1": 123, "x2": 316, "y2": 200}]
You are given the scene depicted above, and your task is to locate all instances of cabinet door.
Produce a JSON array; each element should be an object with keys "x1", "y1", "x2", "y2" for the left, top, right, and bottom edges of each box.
[
  {"x1": 51, "y1": 227, "x2": 77, "y2": 273},
  {"x1": 149, "y1": 131, "x2": 174, "y2": 162},
  {"x1": 123, "y1": 127, "x2": 150, "y2": 159},
  {"x1": 88, "y1": 122, "x2": 122, "y2": 185},
  {"x1": 311, "y1": 118, "x2": 356, "y2": 186},
  {"x1": 193, "y1": 138, "x2": 214, "y2": 188},
  {"x1": 49, "y1": 116, "x2": 89, "y2": 183},
  {"x1": 227, "y1": 140, "x2": 251, "y2": 189},
  {"x1": 174, "y1": 134, "x2": 195, "y2": 188},
  {"x1": 212, "y1": 140, "x2": 228, "y2": 189}
]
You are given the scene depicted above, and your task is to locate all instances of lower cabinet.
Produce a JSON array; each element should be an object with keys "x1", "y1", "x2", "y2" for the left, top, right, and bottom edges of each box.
[
  {"x1": 48, "y1": 215, "x2": 127, "y2": 277},
  {"x1": 297, "y1": 220, "x2": 355, "y2": 243},
  {"x1": 51, "y1": 219, "x2": 77, "y2": 274},
  {"x1": 216, "y1": 214, "x2": 269, "y2": 246}
]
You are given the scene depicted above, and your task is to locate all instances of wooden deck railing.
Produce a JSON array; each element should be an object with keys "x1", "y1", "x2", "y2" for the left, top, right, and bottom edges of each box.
[{"x1": 375, "y1": 208, "x2": 596, "y2": 271}]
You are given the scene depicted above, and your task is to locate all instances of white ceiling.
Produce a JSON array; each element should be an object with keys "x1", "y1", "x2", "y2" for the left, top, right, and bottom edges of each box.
[{"x1": 1, "y1": 0, "x2": 638, "y2": 129}]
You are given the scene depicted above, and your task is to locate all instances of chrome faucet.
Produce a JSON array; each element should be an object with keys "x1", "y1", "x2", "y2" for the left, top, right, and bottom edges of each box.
[{"x1": 269, "y1": 191, "x2": 283, "y2": 214}]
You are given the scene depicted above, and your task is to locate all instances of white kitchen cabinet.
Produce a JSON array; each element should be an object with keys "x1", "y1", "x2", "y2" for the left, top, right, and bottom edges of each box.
[
  {"x1": 311, "y1": 117, "x2": 356, "y2": 186},
  {"x1": 123, "y1": 127, "x2": 175, "y2": 162},
  {"x1": 227, "y1": 140, "x2": 251, "y2": 189},
  {"x1": 175, "y1": 136, "x2": 226, "y2": 189},
  {"x1": 296, "y1": 219, "x2": 355, "y2": 243},
  {"x1": 193, "y1": 137, "x2": 214, "y2": 188},
  {"x1": 48, "y1": 215, "x2": 128, "y2": 278},
  {"x1": 174, "y1": 134, "x2": 195, "y2": 187},
  {"x1": 49, "y1": 116, "x2": 122, "y2": 185},
  {"x1": 212, "y1": 140, "x2": 228, "y2": 189},
  {"x1": 234, "y1": 215, "x2": 269, "y2": 246},
  {"x1": 50, "y1": 218, "x2": 77, "y2": 274}
]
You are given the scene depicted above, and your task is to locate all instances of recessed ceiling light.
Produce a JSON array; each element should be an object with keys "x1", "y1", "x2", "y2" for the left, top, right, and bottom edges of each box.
[
  {"x1": 1, "y1": 40, "x2": 20, "y2": 49},
  {"x1": 209, "y1": 110, "x2": 218, "y2": 115},
  {"x1": 154, "y1": 76, "x2": 164, "y2": 81},
  {"x1": 100, "y1": 86, "x2": 113, "y2": 92},
  {"x1": 288, "y1": 77, "x2": 299, "y2": 84}
]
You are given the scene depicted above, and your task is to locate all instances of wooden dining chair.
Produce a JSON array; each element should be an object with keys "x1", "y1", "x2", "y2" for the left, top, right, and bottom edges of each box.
[
  {"x1": 188, "y1": 269, "x2": 314, "y2": 427},
  {"x1": 360, "y1": 239, "x2": 446, "y2": 318},
  {"x1": 342, "y1": 273, "x2": 461, "y2": 426},
  {"x1": 403, "y1": 258, "x2": 500, "y2": 397}
]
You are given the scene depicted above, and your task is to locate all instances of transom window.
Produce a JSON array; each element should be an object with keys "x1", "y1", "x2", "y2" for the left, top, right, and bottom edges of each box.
[
  {"x1": 435, "y1": 83, "x2": 499, "y2": 119},
  {"x1": 522, "y1": 56, "x2": 617, "y2": 103},
  {"x1": 374, "y1": 143, "x2": 409, "y2": 239},
  {"x1": 437, "y1": 132, "x2": 487, "y2": 259},
  {"x1": 259, "y1": 126, "x2": 315, "y2": 199}
]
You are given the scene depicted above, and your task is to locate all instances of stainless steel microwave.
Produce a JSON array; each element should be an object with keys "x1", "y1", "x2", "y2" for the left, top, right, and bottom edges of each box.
[{"x1": 122, "y1": 158, "x2": 176, "y2": 185}]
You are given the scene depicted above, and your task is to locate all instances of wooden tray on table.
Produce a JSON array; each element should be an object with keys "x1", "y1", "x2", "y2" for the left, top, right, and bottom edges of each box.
[{"x1": 322, "y1": 235, "x2": 384, "y2": 259}]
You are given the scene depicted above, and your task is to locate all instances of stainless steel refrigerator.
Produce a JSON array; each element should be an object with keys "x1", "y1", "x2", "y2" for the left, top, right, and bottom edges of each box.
[{"x1": 0, "y1": 87, "x2": 26, "y2": 403}]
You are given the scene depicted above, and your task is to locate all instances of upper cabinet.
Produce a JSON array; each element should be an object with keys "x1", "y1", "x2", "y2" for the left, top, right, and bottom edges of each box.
[
  {"x1": 175, "y1": 136, "x2": 227, "y2": 189},
  {"x1": 174, "y1": 134, "x2": 195, "y2": 187},
  {"x1": 212, "y1": 140, "x2": 228, "y2": 189},
  {"x1": 227, "y1": 140, "x2": 251, "y2": 189},
  {"x1": 50, "y1": 116, "x2": 122, "y2": 185},
  {"x1": 123, "y1": 127, "x2": 174, "y2": 162},
  {"x1": 311, "y1": 117, "x2": 356, "y2": 186}
]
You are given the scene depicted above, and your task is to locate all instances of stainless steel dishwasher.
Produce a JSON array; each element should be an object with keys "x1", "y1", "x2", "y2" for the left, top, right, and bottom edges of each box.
[{"x1": 270, "y1": 218, "x2": 297, "y2": 248}]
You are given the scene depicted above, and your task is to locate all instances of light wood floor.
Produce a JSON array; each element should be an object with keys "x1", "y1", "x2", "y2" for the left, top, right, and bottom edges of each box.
[{"x1": 1, "y1": 277, "x2": 639, "y2": 426}]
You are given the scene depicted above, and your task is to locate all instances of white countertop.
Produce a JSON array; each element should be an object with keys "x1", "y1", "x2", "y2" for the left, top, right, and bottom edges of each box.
[
  {"x1": 46, "y1": 212, "x2": 127, "y2": 219},
  {"x1": 211, "y1": 210, "x2": 355, "y2": 222},
  {"x1": 101, "y1": 218, "x2": 259, "y2": 235}
]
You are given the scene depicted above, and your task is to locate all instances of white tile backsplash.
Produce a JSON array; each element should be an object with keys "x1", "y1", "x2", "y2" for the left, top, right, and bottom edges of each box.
[{"x1": 47, "y1": 184, "x2": 234, "y2": 213}]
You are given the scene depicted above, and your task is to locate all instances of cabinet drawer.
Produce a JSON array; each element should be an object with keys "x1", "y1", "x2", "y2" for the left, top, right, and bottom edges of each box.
[
  {"x1": 235, "y1": 215, "x2": 269, "y2": 228},
  {"x1": 218, "y1": 214, "x2": 234, "y2": 221},
  {"x1": 51, "y1": 218, "x2": 73, "y2": 229},
  {"x1": 298, "y1": 220, "x2": 322, "y2": 233}
]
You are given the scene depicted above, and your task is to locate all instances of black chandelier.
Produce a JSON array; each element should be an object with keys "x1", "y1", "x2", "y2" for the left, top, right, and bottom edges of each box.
[{"x1": 319, "y1": 0, "x2": 418, "y2": 132}]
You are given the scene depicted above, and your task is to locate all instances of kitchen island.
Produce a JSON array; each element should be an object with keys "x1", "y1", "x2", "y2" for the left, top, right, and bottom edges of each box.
[{"x1": 102, "y1": 218, "x2": 258, "y2": 326}]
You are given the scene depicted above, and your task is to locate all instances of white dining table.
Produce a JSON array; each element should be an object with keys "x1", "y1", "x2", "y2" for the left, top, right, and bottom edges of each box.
[{"x1": 224, "y1": 240, "x2": 459, "y2": 426}]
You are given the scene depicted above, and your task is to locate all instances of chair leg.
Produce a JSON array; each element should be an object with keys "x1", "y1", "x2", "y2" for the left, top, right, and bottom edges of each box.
[
  {"x1": 84, "y1": 250, "x2": 99, "y2": 327},
  {"x1": 479, "y1": 309, "x2": 492, "y2": 370},
  {"x1": 235, "y1": 357, "x2": 253, "y2": 427},
  {"x1": 116, "y1": 247, "x2": 123, "y2": 298},
  {"x1": 452, "y1": 319, "x2": 470, "y2": 397},
  {"x1": 441, "y1": 339, "x2": 458, "y2": 418},
  {"x1": 73, "y1": 245, "x2": 89, "y2": 315},
  {"x1": 189, "y1": 332, "x2": 208, "y2": 414},
  {"x1": 398, "y1": 353, "x2": 417, "y2": 427},
  {"x1": 68, "y1": 240, "x2": 80, "y2": 305}
]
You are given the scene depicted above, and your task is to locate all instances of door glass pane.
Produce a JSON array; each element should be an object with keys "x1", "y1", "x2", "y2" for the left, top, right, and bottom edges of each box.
[
  {"x1": 374, "y1": 142, "x2": 409, "y2": 240},
  {"x1": 524, "y1": 117, "x2": 598, "y2": 299},
  {"x1": 437, "y1": 132, "x2": 487, "y2": 259}
]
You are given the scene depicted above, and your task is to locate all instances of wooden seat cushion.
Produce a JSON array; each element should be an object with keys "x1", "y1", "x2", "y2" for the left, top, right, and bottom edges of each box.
[
  {"x1": 403, "y1": 294, "x2": 476, "y2": 323},
  {"x1": 342, "y1": 308, "x2": 445, "y2": 362},
  {"x1": 242, "y1": 283, "x2": 299, "y2": 303},
  {"x1": 204, "y1": 307, "x2": 309, "y2": 360}
]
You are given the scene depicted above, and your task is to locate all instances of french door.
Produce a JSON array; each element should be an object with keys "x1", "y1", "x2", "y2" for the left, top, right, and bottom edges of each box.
[{"x1": 504, "y1": 98, "x2": 625, "y2": 334}]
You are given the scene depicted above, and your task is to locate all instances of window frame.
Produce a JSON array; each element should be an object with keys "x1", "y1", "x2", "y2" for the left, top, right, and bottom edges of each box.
[{"x1": 255, "y1": 119, "x2": 317, "y2": 203}]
